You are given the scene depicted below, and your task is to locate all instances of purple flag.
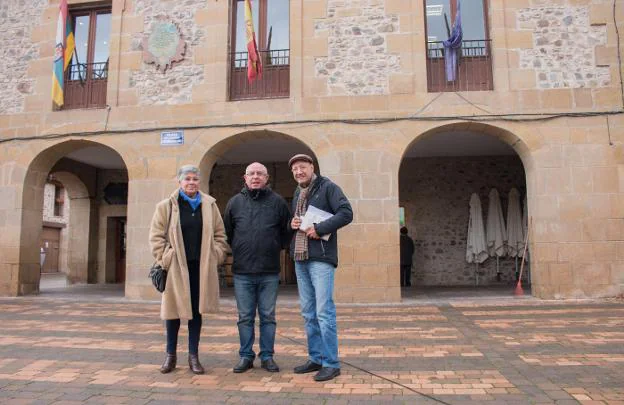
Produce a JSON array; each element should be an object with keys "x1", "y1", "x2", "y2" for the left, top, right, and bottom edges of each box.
[{"x1": 442, "y1": 1, "x2": 463, "y2": 82}]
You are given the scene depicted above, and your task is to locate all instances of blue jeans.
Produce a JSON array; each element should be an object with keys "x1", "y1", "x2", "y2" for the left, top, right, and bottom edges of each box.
[
  {"x1": 294, "y1": 260, "x2": 340, "y2": 369},
  {"x1": 233, "y1": 273, "x2": 280, "y2": 361}
]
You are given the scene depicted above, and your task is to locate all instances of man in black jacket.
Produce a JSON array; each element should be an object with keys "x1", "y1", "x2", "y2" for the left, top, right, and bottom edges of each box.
[
  {"x1": 223, "y1": 162, "x2": 291, "y2": 374},
  {"x1": 288, "y1": 154, "x2": 353, "y2": 382}
]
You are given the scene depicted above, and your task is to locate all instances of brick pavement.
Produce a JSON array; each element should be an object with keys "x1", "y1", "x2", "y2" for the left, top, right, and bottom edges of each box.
[{"x1": 0, "y1": 286, "x2": 623, "y2": 404}]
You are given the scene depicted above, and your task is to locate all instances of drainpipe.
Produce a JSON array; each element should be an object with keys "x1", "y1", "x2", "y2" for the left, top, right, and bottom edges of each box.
[{"x1": 115, "y1": 0, "x2": 127, "y2": 107}]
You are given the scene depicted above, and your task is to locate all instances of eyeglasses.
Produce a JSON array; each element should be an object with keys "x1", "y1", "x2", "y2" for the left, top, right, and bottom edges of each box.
[{"x1": 245, "y1": 171, "x2": 268, "y2": 177}]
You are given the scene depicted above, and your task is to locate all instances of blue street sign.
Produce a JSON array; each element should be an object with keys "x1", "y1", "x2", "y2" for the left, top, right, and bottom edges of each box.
[{"x1": 160, "y1": 130, "x2": 184, "y2": 146}]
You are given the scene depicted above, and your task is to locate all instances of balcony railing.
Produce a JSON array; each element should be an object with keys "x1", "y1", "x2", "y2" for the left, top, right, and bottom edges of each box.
[
  {"x1": 426, "y1": 39, "x2": 493, "y2": 92},
  {"x1": 63, "y1": 61, "x2": 108, "y2": 109},
  {"x1": 229, "y1": 49, "x2": 290, "y2": 100}
]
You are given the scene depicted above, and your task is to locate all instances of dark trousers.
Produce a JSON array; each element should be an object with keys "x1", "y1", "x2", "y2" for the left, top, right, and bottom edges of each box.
[
  {"x1": 166, "y1": 260, "x2": 202, "y2": 355},
  {"x1": 401, "y1": 264, "x2": 412, "y2": 287}
]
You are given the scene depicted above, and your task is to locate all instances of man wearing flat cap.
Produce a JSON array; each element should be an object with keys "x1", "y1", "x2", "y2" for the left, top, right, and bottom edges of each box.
[{"x1": 288, "y1": 153, "x2": 353, "y2": 382}]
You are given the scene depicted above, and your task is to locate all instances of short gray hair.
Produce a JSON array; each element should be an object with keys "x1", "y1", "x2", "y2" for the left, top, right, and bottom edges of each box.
[{"x1": 177, "y1": 165, "x2": 200, "y2": 181}]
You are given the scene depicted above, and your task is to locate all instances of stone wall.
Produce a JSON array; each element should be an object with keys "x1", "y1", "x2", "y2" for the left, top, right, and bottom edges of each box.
[
  {"x1": 129, "y1": 0, "x2": 206, "y2": 104},
  {"x1": 314, "y1": 0, "x2": 401, "y2": 95},
  {"x1": 517, "y1": 6, "x2": 609, "y2": 89},
  {"x1": 399, "y1": 156, "x2": 528, "y2": 286},
  {"x1": 0, "y1": 0, "x2": 45, "y2": 114}
]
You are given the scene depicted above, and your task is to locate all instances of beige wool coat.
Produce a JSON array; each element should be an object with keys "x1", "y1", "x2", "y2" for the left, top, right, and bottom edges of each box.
[{"x1": 149, "y1": 190, "x2": 229, "y2": 320}]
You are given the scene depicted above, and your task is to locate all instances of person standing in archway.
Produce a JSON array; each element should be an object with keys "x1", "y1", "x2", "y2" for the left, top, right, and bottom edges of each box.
[
  {"x1": 400, "y1": 227, "x2": 415, "y2": 287},
  {"x1": 149, "y1": 165, "x2": 229, "y2": 375},
  {"x1": 223, "y1": 162, "x2": 291, "y2": 374},
  {"x1": 288, "y1": 153, "x2": 353, "y2": 382}
]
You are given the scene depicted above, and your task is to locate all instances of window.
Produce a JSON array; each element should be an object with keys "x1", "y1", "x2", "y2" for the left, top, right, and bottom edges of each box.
[
  {"x1": 53, "y1": 182, "x2": 65, "y2": 217},
  {"x1": 229, "y1": 0, "x2": 290, "y2": 100},
  {"x1": 425, "y1": 0, "x2": 493, "y2": 92},
  {"x1": 64, "y1": 5, "x2": 111, "y2": 109}
]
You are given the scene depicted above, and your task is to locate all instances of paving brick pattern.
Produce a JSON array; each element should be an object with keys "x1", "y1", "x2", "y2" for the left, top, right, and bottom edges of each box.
[{"x1": 0, "y1": 291, "x2": 623, "y2": 404}]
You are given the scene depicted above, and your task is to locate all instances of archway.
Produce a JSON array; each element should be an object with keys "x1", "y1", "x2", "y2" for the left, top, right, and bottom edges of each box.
[
  {"x1": 398, "y1": 123, "x2": 534, "y2": 297},
  {"x1": 200, "y1": 130, "x2": 317, "y2": 287},
  {"x1": 39, "y1": 171, "x2": 90, "y2": 288},
  {"x1": 18, "y1": 140, "x2": 128, "y2": 294}
]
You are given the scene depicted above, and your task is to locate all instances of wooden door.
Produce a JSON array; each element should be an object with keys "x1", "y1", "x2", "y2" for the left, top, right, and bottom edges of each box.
[{"x1": 41, "y1": 227, "x2": 60, "y2": 273}]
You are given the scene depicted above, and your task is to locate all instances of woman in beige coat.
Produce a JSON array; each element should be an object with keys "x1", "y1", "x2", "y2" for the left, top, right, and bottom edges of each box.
[{"x1": 149, "y1": 165, "x2": 229, "y2": 374}]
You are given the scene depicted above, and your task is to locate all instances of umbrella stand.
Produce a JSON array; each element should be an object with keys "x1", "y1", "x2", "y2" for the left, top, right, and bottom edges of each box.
[
  {"x1": 475, "y1": 262, "x2": 479, "y2": 286},
  {"x1": 496, "y1": 256, "x2": 500, "y2": 281},
  {"x1": 514, "y1": 256, "x2": 518, "y2": 281},
  {"x1": 514, "y1": 217, "x2": 532, "y2": 296}
]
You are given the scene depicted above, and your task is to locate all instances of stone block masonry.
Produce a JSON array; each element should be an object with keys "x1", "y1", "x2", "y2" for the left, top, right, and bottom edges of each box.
[
  {"x1": 314, "y1": 0, "x2": 401, "y2": 96},
  {"x1": 517, "y1": 6, "x2": 610, "y2": 89},
  {"x1": 0, "y1": 0, "x2": 46, "y2": 114},
  {"x1": 129, "y1": 0, "x2": 206, "y2": 105}
]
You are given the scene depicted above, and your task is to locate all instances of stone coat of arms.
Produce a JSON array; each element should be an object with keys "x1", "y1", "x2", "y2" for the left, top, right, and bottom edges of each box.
[{"x1": 142, "y1": 17, "x2": 186, "y2": 72}]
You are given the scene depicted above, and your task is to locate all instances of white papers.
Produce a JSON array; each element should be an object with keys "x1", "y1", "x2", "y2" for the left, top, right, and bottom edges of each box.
[{"x1": 300, "y1": 205, "x2": 332, "y2": 241}]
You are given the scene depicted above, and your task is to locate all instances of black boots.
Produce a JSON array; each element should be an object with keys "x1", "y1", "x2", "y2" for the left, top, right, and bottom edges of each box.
[
  {"x1": 293, "y1": 360, "x2": 322, "y2": 374},
  {"x1": 160, "y1": 354, "x2": 176, "y2": 374},
  {"x1": 260, "y1": 358, "x2": 280, "y2": 372},
  {"x1": 233, "y1": 358, "x2": 254, "y2": 373},
  {"x1": 314, "y1": 367, "x2": 341, "y2": 381},
  {"x1": 160, "y1": 353, "x2": 204, "y2": 374},
  {"x1": 188, "y1": 353, "x2": 205, "y2": 374}
]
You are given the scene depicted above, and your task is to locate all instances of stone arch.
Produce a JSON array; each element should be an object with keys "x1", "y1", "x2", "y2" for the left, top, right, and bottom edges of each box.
[
  {"x1": 12, "y1": 139, "x2": 129, "y2": 295},
  {"x1": 397, "y1": 122, "x2": 536, "y2": 293},
  {"x1": 199, "y1": 129, "x2": 319, "y2": 194},
  {"x1": 399, "y1": 122, "x2": 534, "y2": 170},
  {"x1": 47, "y1": 171, "x2": 90, "y2": 284}
]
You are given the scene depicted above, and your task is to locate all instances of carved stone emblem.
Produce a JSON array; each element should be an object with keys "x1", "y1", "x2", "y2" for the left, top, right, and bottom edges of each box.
[{"x1": 142, "y1": 17, "x2": 186, "y2": 72}]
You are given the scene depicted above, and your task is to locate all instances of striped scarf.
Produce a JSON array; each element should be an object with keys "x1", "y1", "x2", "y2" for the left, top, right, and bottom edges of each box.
[{"x1": 293, "y1": 175, "x2": 316, "y2": 261}]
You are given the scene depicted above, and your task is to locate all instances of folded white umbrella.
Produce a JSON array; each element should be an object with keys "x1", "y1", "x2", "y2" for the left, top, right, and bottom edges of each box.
[
  {"x1": 486, "y1": 188, "x2": 507, "y2": 258},
  {"x1": 466, "y1": 193, "x2": 488, "y2": 264},
  {"x1": 507, "y1": 188, "x2": 525, "y2": 258}
]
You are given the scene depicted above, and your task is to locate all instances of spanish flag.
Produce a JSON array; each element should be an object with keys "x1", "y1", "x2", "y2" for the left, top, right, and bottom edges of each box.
[
  {"x1": 244, "y1": 0, "x2": 262, "y2": 83},
  {"x1": 51, "y1": 0, "x2": 74, "y2": 108}
]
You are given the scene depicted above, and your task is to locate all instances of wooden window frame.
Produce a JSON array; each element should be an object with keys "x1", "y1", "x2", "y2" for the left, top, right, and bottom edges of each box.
[
  {"x1": 62, "y1": 4, "x2": 111, "y2": 110},
  {"x1": 424, "y1": 0, "x2": 493, "y2": 92},
  {"x1": 228, "y1": 0, "x2": 290, "y2": 100},
  {"x1": 52, "y1": 181, "x2": 65, "y2": 217}
]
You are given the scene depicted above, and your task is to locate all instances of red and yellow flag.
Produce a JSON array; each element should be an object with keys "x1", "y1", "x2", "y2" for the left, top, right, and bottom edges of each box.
[{"x1": 244, "y1": 0, "x2": 262, "y2": 83}]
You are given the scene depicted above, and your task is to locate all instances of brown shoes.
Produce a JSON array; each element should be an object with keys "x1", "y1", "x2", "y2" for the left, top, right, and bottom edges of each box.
[
  {"x1": 188, "y1": 353, "x2": 205, "y2": 374},
  {"x1": 160, "y1": 354, "x2": 176, "y2": 374}
]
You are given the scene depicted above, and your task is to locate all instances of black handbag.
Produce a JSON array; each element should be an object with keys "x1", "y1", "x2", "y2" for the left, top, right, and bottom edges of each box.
[
  {"x1": 150, "y1": 201, "x2": 172, "y2": 293},
  {"x1": 149, "y1": 263, "x2": 167, "y2": 293}
]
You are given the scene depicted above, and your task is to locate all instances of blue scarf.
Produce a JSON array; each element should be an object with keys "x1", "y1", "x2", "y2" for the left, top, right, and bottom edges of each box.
[{"x1": 180, "y1": 190, "x2": 201, "y2": 212}]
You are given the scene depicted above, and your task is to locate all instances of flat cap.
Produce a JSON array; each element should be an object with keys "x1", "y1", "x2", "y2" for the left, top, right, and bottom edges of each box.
[{"x1": 288, "y1": 153, "x2": 314, "y2": 168}]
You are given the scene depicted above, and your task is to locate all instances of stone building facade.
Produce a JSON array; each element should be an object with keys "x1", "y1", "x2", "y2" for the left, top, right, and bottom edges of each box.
[{"x1": 0, "y1": 0, "x2": 622, "y2": 302}]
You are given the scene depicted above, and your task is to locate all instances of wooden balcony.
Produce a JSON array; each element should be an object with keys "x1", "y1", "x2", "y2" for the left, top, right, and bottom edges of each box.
[
  {"x1": 63, "y1": 61, "x2": 108, "y2": 110},
  {"x1": 229, "y1": 49, "x2": 290, "y2": 101},
  {"x1": 426, "y1": 40, "x2": 493, "y2": 92}
]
